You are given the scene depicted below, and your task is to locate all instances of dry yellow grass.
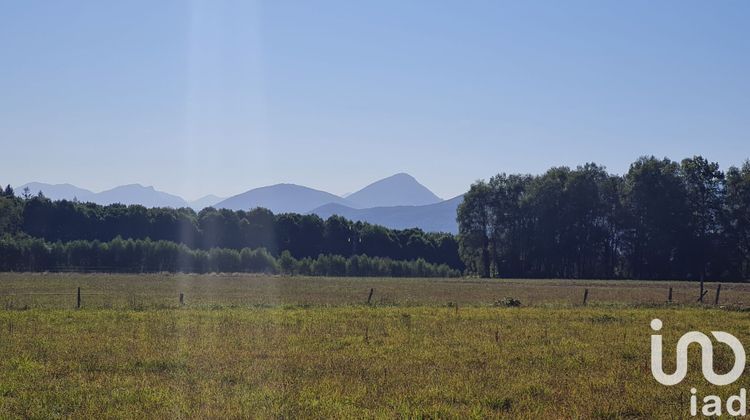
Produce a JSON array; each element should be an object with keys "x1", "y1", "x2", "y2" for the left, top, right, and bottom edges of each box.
[{"x1": 0, "y1": 272, "x2": 744, "y2": 308}]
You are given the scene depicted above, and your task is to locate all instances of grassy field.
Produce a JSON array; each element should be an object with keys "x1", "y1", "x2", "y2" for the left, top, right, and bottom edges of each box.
[{"x1": 1, "y1": 273, "x2": 749, "y2": 418}]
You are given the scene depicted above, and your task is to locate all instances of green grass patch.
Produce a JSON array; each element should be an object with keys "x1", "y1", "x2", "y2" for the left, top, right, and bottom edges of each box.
[{"x1": 0, "y1": 305, "x2": 748, "y2": 418}]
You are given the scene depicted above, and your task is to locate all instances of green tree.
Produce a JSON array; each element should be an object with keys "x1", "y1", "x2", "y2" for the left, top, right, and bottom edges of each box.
[
  {"x1": 680, "y1": 156, "x2": 725, "y2": 282},
  {"x1": 726, "y1": 161, "x2": 750, "y2": 279},
  {"x1": 624, "y1": 157, "x2": 690, "y2": 279},
  {"x1": 457, "y1": 181, "x2": 493, "y2": 277},
  {"x1": 278, "y1": 250, "x2": 297, "y2": 274},
  {"x1": 0, "y1": 196, "x2": 22, "y2": 235}
]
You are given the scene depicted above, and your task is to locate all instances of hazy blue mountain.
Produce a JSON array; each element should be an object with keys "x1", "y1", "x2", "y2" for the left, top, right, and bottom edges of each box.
[
  {"x1": 215, "y1": 183, "x2": 352, "y2": 213},
  {"x1": 92, "y1": 184, "x2": 188, "y2": 208},
  {"x1": 311, "y1": 195, "x2": 463, "y2": 234},
  {"x1": 188, "y1": 194, "x2": 225, "y2": 210},
  {"x1": 16, "y1": 182, "x2": 94, "y2": 201},
  {"x1": 346, "y1": 173, "x2": 442, "y2": 208},
  {"x1": 16, "y1": 174, "x2": 454, "y2": 229},
  {"x1": 16, "y1": 182, "x2": 190, "y2": 208}
]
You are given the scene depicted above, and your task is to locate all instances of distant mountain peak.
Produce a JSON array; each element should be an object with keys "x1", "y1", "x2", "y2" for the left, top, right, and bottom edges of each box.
[
  {"x1": 94, "y1": 184, "x2": 187, "y2": 208},
  {"x1": 345, "y1": 173, "x2": 442, "y2": 208},
  {"x1": 391, "y1": 172, "x2": 415, "y2": 179},
  {"x1": 16, "y1": 182, "x2": 95, "y2": 201},
  {"x1": 214, "y1": 183, "x2": 350, "y2": 213}
]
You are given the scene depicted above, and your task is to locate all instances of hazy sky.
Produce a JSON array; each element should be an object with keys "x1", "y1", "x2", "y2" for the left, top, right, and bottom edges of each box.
[{"x1": 2, "y1": 0, "x2": 749, "y2": 200}]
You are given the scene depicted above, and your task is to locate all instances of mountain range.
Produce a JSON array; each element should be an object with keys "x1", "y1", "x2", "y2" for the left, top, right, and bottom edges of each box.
[
  {"x1": 17, "y1": 173, "x2": 462, "y2": 233},
  {"x1": 16, "y1": 182, "x2": 223, "y2": 210}
]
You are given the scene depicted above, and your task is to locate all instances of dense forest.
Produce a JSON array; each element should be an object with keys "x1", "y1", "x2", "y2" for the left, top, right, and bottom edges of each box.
[
  {"x1": 0, "y1": 185, "x2": 461, "y2": 276},
  {"x1": 457, "y1": 156, "x2": 750, "y2": 280}
]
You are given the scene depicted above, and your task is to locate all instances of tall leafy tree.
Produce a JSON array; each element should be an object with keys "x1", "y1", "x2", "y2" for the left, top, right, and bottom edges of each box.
[
  {"x1": 0, "y1": 196, "x2": 22, "y2": 234},
  {"x1": 457, "y1": 181, "x2": 493, "y2": 277},
  {"x1": 680, "y1": 156, "x2": 725, "y2": 281},
  {"x1": 726, "y1": 161, "x2": 750, "y2": 278},
  {"x1": 623, "y1": 157, "x2": 691, "y2": 279}
]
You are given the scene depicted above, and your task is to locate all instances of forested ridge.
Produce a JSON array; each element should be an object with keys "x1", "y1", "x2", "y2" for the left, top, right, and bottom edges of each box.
[
  {"x1": 0, "y1": 185, "x2": 461, "y2": 276},
  {"x1": 458, "y1": 156, "x2": 750, "y2": 280}
]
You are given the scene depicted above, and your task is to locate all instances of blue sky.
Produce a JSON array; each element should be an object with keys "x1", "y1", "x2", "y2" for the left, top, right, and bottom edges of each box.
[{"x1": 1, "y1": 0, "x2": 749, "y2": 200}]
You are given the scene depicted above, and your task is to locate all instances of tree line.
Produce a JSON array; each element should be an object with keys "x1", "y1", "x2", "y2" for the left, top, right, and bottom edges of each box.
[
  {"x1": 0, "y1": 235, "x2": 460, "y2": 277},
  {"x1": 6, "y1": 154, "x2": 749, "y2": 280},
  {"x1": 0, "y1": 187, "x2": 462, "y2": 270},
  {"x1": 457, "y1": 156, "x2": 750, "y2": 280}
]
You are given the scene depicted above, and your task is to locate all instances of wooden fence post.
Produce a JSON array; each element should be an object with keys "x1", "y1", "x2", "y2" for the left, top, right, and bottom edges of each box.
[
  {"x1": 668, "y1": 287, "x2": 673, "y2": 303},
  {"x1": 697, "y1": 285, "x2": 708, "y2": 303},
  {"x1": 715, "y1": 284, "x2": 722, "y2": 306},
  {"x1": 179, "y1": 292, "x2": 184, "y2": 306},
  {"x1": 367, "y1": 288, "x2": 374, "y2": 305},
  {"x1": 76, "y1": 287, "x2": 81, "y2": 309},
  {"x1": 583, "y1": 288, "x2": 589, "y2": 305}
]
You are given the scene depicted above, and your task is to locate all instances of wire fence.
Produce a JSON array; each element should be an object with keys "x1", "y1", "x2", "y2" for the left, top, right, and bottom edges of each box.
[
  {"x1": 0, "y1": 281, "x2": 740, "y2": 310},
  {"x1": 0, "y1": 290, "x2": 277, "y2": 310}
]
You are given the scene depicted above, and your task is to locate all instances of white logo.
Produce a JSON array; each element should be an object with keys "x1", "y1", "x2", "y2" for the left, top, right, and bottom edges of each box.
[
  {"x1": 651, "y1": 319, "x2": 749, "y2": 416},
  {"x1": 650, "y1": 318, "x2": 746, "y2": 386}
]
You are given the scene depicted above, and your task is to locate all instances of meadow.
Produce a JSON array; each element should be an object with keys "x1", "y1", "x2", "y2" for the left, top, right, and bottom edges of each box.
[{"x1": 1, "y1": 273, "x2": 749, "y2": 418}]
